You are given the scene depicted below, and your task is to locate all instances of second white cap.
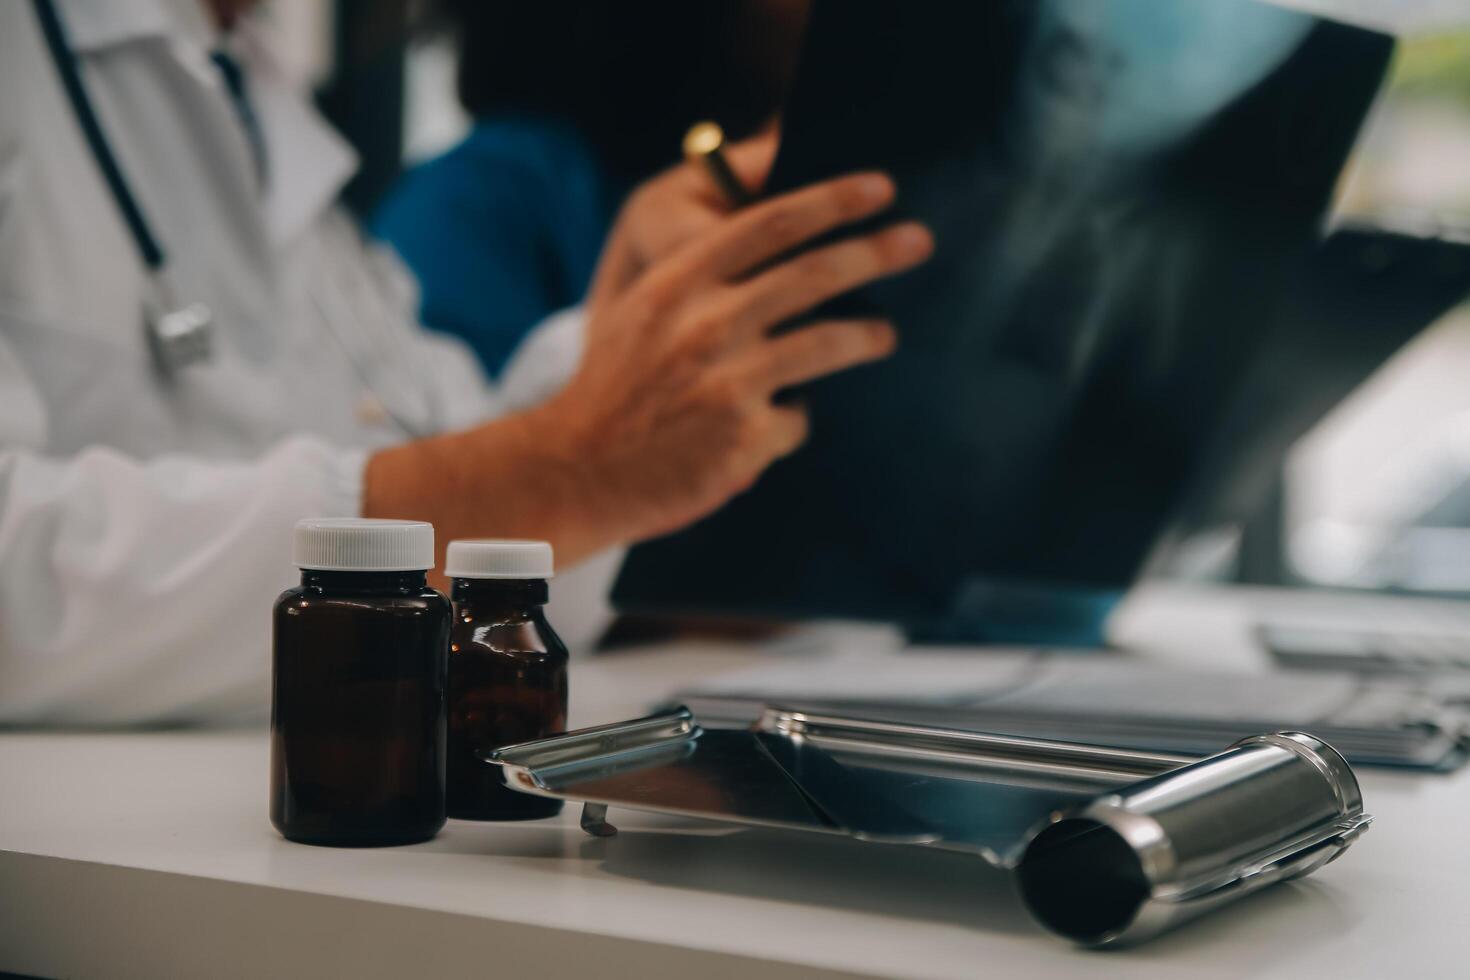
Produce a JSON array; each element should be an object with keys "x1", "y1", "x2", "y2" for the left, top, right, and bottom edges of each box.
[{"x1": 444, "y1": 539, "x2": 554, "y2": 580}]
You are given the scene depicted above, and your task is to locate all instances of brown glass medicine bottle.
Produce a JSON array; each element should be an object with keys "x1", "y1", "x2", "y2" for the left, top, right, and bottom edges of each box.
[
  {"x1": 445, "y1": 539, "x2": 568, "y2": 820},
  {"x1": 271, "y1": 519, "x2": 450, "y2": 846}
]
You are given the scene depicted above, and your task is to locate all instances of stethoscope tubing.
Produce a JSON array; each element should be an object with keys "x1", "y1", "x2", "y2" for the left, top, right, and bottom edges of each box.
[{"x1": 32, "y1": 0, "x2": 167, "y2": 272}]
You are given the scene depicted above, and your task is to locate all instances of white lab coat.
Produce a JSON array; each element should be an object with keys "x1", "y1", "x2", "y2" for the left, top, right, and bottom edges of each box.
[{"x1": 0, "y1": 0, "x2": 617, "y2": 725}]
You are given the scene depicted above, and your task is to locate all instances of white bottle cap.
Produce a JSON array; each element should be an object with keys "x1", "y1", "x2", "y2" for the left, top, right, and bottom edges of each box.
[
  {"x1": 292, "y1": 518, "x2": 435, "y2": 571},
  {"x1": 444, "y1": 539, "x2": 554, "y2": 580}
]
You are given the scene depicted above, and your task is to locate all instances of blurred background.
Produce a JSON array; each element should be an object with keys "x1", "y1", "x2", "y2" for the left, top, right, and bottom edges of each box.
[
  {"x1": 1287, "y1": 25, "x2": 1470, "y2": 596},
  {"x1": 261, "y1": 0, "x2": 1470, "y2": 602}
]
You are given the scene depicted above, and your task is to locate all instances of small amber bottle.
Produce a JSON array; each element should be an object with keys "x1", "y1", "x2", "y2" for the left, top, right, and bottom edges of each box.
[
  {"x1": 271, "y1": 519, "x2": 449, "y2": 846},
  {"x1": 444, "y1": 539, "x2": 568, "y2": 820}
]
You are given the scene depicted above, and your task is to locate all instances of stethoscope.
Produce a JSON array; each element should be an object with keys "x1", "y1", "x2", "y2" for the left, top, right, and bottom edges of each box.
[{"x1": 34, "y1": 0, "x2": 217, "y2": 377}]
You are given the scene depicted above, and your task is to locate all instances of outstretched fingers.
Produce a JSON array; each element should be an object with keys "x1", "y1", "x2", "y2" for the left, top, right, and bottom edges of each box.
[
  {"x1": 682, "y1": 171, "x2": 899, "y2": 282},
  {"x1": 732, "y1": 223, "x2": 933, "y2": 338},
  {"x1": 746, "y1": 319, "x2": 898, "y2": 393}
]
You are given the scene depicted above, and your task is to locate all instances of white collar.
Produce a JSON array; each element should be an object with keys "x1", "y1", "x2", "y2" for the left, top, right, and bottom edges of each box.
[
  {"x1": 51, "y1": 0, "x2": 190, "y2": 52},
  {"x1": 52, "y1": 0, "x2": 359, "y2": 247}
]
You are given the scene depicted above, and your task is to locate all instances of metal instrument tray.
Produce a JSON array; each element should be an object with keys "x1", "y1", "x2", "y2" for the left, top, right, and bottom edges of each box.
[{"x1": 489, "y1": 707, "x2": 1370, "y2": 946}]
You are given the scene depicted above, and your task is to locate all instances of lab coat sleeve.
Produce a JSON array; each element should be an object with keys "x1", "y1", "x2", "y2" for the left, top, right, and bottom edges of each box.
[{"x1": 0, "y1": 423, "x2": 366, "y2": 726}]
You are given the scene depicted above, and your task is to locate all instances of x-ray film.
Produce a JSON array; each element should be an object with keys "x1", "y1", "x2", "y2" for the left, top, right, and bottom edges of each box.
[{"x1": 616, "y1": 0, "x2": 1399, "y2": 631}]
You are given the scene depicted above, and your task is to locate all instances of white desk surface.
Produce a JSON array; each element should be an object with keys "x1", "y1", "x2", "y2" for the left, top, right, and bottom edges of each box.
[{"x1": 1, "y1": 584, "x2": 1463, "y2": 979}]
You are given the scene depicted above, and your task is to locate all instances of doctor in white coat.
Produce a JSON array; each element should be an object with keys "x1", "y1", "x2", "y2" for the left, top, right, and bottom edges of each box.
[{"x1": 0, "y1": 0, "x2": 932, "y2": 724}]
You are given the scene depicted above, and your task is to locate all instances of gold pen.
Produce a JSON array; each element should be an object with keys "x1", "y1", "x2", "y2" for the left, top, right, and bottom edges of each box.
[{"x1": 683, "y1": 121, "x2": 755, "y2": 208}]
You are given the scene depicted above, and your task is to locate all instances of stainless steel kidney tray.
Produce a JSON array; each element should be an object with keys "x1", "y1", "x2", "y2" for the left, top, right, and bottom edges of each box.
[{"x1": 487, "y1": 707, "x2": 1371, "y2": 946}]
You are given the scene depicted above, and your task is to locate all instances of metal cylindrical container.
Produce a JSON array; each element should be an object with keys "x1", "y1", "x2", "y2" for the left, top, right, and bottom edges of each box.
[{"x1": 1015, "y1": 731, "x2": 1370, "y2": 946}]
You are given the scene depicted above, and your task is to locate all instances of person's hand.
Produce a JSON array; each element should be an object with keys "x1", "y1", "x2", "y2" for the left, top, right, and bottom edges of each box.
[
  {"x1": 364, "y1": 167, "x2": 932, "y2": 574},
  {"x1": 530, "y1": 168, "x2": 932, "y2": 551},
  {"x1": 587, "y1": 128, "x2": 779, "y2": 312}
]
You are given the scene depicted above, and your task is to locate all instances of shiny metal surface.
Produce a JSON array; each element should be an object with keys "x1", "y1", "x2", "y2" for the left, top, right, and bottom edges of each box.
[
  {"x1": 493, "y1": 709, "x2": 840, "y2": 833},
  {"x1": 488, "y1": 708, "x2": 1370, "y2": 947},
  {"x1": 761, "y1": 708, "x2": 1195, "y2": 784},
  {"x1": 1016, "y1": 731, "x2": 1371, "y2": 945},
  {"x1": 755, "y1": 708, "x2": 1193, "y2": 863},
  {"x1": 753, "y1": 729, "x2": 939, "y2": 843}
]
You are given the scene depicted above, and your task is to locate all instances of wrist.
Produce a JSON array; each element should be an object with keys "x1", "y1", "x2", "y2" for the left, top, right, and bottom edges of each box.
[
  {"x1": 511, "y1": 397, "x2": 623, "y2": 555},
  {"x1": 362, "y1": 405, "x2": 620, "y2": 570}
]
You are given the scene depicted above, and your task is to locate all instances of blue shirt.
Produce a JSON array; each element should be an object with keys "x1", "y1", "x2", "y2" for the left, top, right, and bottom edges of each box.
[{"x1": 374, "y1": 116, "x2": 616, "y2": 376}]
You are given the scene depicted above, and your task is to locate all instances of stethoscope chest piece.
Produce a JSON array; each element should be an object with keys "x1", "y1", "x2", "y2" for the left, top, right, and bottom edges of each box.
[{"x1": 146, "y1": 301, "x2": 215, "y2": 375}]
